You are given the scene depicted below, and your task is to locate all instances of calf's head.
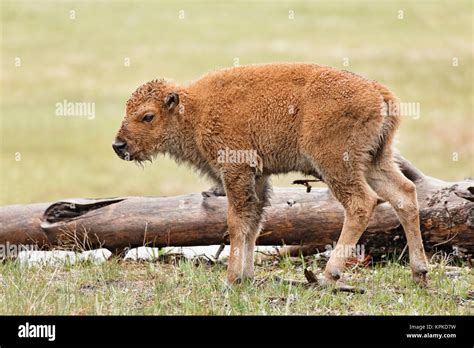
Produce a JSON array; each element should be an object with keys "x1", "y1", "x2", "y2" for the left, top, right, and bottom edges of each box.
[{"x1": 112, "y1": 79, "x2": 180, "y2": 162}]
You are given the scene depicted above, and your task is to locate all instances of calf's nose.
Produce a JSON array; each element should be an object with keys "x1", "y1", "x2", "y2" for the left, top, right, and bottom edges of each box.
[{"x1": 112, "y1": 137, "x2": 127, "y2": 154}]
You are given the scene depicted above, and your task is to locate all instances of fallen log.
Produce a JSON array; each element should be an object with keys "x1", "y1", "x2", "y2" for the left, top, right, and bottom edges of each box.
[{"x1": 0, "y1": 157, "x2": 473, "y2": 257}]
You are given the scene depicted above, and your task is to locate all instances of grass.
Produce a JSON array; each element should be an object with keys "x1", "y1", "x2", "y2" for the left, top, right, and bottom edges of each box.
[
  {"x1": 0, "y1": 1, "x2": 473, "y2": 315},
  {"x1": 0, "y1": 256, "x2": 472, "y2": 315}
]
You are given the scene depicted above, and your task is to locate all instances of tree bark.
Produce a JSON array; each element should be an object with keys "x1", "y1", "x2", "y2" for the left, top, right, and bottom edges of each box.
[{"x1": 0, "y1": 157, "x2": 473, "y2": 257}]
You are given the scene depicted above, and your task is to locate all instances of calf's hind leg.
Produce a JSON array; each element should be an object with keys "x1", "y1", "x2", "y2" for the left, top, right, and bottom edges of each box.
[
  {"x1": 367, "y1": 162, "x2": 429, "y2": 284},
  {"x1": 323, "y1": 177, "x2": 378, "y2": 283}
]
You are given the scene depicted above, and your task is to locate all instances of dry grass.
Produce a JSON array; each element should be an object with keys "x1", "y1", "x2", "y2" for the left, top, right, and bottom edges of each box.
[
  {"x1": 0, "y1": 256, "x2": 472, "y2": 315},
  {"x1": 0, "y1": 0, "x2": 472, "y2": 316}
]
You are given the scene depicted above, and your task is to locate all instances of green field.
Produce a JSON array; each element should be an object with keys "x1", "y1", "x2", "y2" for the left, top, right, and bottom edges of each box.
[
  {"x1": 1, "y1": 0, "x2": 473, "y2": 316},
  {"x1": 1, "y1": 0, "x2": 472, "y2": 205},
  {"x1": 0, "y1": 256, "x2": 472, "y2": 315}
]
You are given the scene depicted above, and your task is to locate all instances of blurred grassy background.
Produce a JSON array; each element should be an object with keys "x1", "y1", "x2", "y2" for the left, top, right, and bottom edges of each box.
[{"x1": 1, "y1": 0, "x2": 473, "y2": 205}]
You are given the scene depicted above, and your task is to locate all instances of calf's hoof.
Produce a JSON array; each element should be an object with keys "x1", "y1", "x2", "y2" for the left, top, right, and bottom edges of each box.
[
  {"x1": 226, "y1": 273, "x2": 254, "y2": 287},
  {"x1": 322, "y1": 266, "x2": 342, "y2": 285},
  {"x1": 225, "y1": 278, "x2": 254, "y2": 287},
  {"x1": 411, "y1": 263, "x2": 429, "y2": 286},
  {"x1": 202, "y1": 185, "x2": 226, "y2": 197}
]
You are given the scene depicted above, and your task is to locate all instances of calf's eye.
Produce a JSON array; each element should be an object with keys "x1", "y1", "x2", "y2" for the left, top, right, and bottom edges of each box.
[{"x1": 142, "y1": 113, "x2": 155, "y2": 123}]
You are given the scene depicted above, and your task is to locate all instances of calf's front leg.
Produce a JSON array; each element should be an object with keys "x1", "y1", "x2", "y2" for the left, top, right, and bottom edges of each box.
[{"x1": 222, "y1": 169, "x2": 261, "y2": 284}]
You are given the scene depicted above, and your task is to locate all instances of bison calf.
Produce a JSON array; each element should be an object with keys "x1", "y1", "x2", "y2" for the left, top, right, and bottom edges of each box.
[{"x1": 113, "y1": 63, "x2": 429, "y2": 285}]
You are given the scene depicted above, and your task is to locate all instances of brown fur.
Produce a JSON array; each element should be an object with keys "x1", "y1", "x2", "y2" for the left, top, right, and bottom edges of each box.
[{"x1": 113, "y1": 63, "x2": 428, "y2": 285}]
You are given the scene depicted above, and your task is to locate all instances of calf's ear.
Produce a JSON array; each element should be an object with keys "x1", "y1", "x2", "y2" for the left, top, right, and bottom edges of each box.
[{"x1": 163, "y1": 92, "x2": 179, "y2": 113}]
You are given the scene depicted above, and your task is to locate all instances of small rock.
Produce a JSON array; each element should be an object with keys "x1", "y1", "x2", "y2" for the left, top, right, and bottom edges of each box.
[
  {"x1": 17, "y1": 250, "x2": 79, "y2": 267},
  {"x1": 124, "y1": 247, "x2": 161, "y2": 261},
  {"x1": 80, "y1": 249, "x2": 112, "y2": 264}
]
